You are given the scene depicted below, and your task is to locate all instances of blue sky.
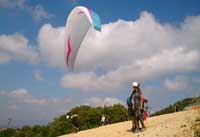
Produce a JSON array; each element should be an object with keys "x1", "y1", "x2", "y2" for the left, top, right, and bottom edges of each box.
[{"x1": 0, "y1": 0, "x2": 200, "y2": 127}]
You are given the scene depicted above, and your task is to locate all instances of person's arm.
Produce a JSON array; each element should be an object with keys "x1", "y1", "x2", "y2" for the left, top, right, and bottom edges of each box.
[
  {"x1": 130, "y1": 91, "x2": 134, "y2": 109},
  {"x1": 130, "y1": 90, "x2": 134, "y2": 98},
  {"x1": 140, "y1": 93, "x2": 143, "y2": 110}
]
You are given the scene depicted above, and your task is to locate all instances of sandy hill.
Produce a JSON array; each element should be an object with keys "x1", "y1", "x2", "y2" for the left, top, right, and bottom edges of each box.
[{"x1": 60, "y1": 110, "x2": 199, "y2": 137}]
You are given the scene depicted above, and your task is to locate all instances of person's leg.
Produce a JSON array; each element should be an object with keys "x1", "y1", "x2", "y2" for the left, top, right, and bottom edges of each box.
[
  {"x1": 139, "y1": 117, "x2": 145, "y2": 128},
  {"x1": 134, "y1": 109, "x2": 140, "y2": 131},
  {"x1": 72, "y1": 123, "x2": 76, "y2": 132},
  {"x1": 131, "y1": 109, "x2": 135, "y2": 131},
  {"x1": 138, "y1": 110, "x2": 145, "y2": 129},
  {"x1": 72, "y1": 118, "x2": 79, "y2": 132},
  {"x1": 132, "y1": 116, "x2": 135, "y2": 131}
]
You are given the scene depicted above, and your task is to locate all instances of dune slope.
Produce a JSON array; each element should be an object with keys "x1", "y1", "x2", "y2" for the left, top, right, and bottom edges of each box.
[{"x1": 60, "y1": 110, "x2": 198, "y2": 137}]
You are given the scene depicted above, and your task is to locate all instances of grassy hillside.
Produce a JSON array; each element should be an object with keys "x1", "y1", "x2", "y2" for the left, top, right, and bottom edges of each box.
[
  {"x1": 1, "y1": 97, "x2": 200, "y2": 137},
  {"x1": 151, "y1": 96, "x2": 200, "y2": 116},
  {"x1": 194, "y1": 112, "x2": 200, "y2": 137},
  {"x1": 0, "y1": 104, "x2": 128, "y2": 137}
]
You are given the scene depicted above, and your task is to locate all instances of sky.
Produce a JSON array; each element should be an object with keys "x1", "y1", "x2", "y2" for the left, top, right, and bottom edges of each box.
[{"x1": 0, "y1": 0, "x2": 200, "y2": 128}]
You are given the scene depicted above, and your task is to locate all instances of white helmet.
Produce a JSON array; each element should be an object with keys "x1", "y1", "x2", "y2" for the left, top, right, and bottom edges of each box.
[{"x1": 132, "y1": 82, "x2": 139, "y2": 87}]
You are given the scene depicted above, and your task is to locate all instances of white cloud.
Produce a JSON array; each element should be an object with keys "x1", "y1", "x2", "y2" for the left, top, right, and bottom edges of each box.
[
  {"x1": 32, "y1": 4, "x2": 52, "y2": 22},
  {"x1": 0, "y1": 88, "x2": 29, "y2": 98},
  {"x1": 104, "y1": 97, "x2": 125, "y2": 106},
  {"x1": 0, "y1": 0, "x2": 25, "y2": 8},
  {"x1": 34, "y1": 70, "x2": 43, "y2": 81},
  {"x1": 63, "y1": 98, "x2": 72, "y2": 104},
  {"x1": 1, "y1": 11, "x2": 199, "y2": 93},
  {"x1": 75, "y1": 12, "x2": 200, "y2": 70},
  {"x1": 0, "y1": 33, "x2": 39, "y2": 64},
  {"x1": 38, "y1": 12, "x2": 200, "y2": 70},
  {"x1": 0, "y1": 89, "x2": 48, "y2": 105},
  {"x1": 164, "y1": 75, "x2": 188, "y2": 91},
  {"x1": 61, "y1": 47, "x2": 199, "y2": 91},
  {"x1": 60, "y1": 72, "x2": 115, "y2": 91},
  {"x1": 10, "y1": 89, "x2": 29, "y2": 97},
  {"x1": 0, "y1": 0, "x2": 52, "y2": 22},
  {"x1": 0, "y1": 52, "x2": 11, "y2": 63},
  {"x1": 0, "y1": 88, "x2": 74, "y2": 127},
  {"x1": 57, "y1": 12, "x2": 200, "y2": 92},
  {"x1": 23, "y1": 98, "x2": 48, "y2": 105},
  {"x1": 85, "y1": 97, "x2": 124, "y2": 107},
  {"x1": 37, "y1": 24, "x2": 66, "y2": 68},
  {"x1": 0, "y1": 88, "x2": 73, "y2": 106},
  {"x1": 85, "y1": 97, "x2": 103, "y2": 106}
]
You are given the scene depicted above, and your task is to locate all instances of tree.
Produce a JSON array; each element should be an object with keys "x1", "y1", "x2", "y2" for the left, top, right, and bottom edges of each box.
[{"x1": 0, "y1": 128, "x2": 16, "y2": 137}]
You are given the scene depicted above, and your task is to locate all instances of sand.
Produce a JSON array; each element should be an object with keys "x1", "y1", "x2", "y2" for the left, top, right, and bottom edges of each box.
[{"x1": 60, "y1": 110, "x2": 199, "y2": 137}]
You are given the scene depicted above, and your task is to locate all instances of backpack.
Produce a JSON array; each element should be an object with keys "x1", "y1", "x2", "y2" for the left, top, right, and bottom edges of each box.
[
  {"x1": 127, "y1": 96, "x2": 134, "y2": 116},
  {"x1": 126, "y1": 96, "x2": 132, "y2": 108}
]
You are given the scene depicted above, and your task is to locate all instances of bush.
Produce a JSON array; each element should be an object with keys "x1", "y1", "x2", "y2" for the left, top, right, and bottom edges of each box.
[
  {"x1": 0, "y1": 128, "x2": 16, "y2": 137},
  {"x1": 151, "y1": 96, "x2": 200, "y2": 116},
  {"x1": 0, "y1": 104, "x2": 128, "y2": 137}
]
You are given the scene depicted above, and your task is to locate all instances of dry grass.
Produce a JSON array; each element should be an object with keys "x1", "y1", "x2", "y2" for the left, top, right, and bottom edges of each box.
[
  {"x1": 194, "y1": 110, "x2": 200, "y2": 137},
  {"x1": 60, "y1": 110, "x2": 199, "y2": 137}
]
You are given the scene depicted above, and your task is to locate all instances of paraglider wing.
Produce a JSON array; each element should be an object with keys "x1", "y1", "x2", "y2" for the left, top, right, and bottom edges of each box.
[{"x1": 64, "y1": 6, "x2": 101, "y2": 69}]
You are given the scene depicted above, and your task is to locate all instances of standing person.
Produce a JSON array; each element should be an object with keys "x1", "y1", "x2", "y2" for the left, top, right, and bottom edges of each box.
[
  {"x1": 131, "y1": 82, "x2": 145, "y2": 132},
  {"x1": 66, "y1": 112, "x2": 79, "y2": 133},
  {"x1": 142, "y1": 98, "x2": 148, "y2": 121},
  {"x1": 100, "y1": 114, "x2": 106, "y2": 126},
  {"x1": 174, "y1": 104, "x2": 179, "y2": 112}
]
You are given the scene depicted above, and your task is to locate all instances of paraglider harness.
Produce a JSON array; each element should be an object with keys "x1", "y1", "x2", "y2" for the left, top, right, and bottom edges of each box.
[
  {"x1": 127, "y1": 96, "x2": 134, "y2": 116},
  {"x1": 142, "y1": 98, "x2": 148, "y2": 121}
]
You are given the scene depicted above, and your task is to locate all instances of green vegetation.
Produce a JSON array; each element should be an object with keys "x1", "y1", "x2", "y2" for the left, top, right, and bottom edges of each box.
[
  {"x1": 0, "y1": 128, "x2": 16, "y2": 137},
  {"x1": 151, "y1": 96, "x2": 200, "y2": 136},
  {"x1": 0, "y1": 104, "x2": 128, "y2": 137},
  {"x1": 151, "y1": 96, "x2": 200, "y2": 116},
  {"x1": 1, "y1": 96, "x2": 199, "y2": 137}
]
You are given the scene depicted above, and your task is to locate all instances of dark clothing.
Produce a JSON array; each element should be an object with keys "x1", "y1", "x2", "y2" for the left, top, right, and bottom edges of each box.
[
  {"x1": 131, "y1": 88, "x2": 145, "y2": 130},
  {"x1": 174, "y1": 105, "x2": 179, "y2": 112},
  {"x1": 71, "y1": 116, "x2": 79, "y2": 127},
  {"x1": 127, "y1": 96, "x2": 134, "y2": 116},
  {"x1": 131, "y1": 89, "x2": 142, "y2": 109},
  {"x1": 134, "y1": 92, "x2": 141, "y2": 108},
  {"x1": 66, "y1": 112, "x2": 79, "y2": 132},
  {"x1": 128, "y1": 108, "x2": 134, "y2": 116},
  {"x1": 134, "y1": 107, "x2": 145, "y2": 129}
]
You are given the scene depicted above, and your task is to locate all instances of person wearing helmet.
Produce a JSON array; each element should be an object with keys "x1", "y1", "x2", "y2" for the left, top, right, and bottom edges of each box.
[
  {"x1": 130, "y1": 82, "x2": 145, "y2": 132},
  {"x1": 100, "y1": 114, "x2": 106, "y2": 126},
  {"x1": 66, "y1": 112, "x2": 79, "y2": 132}
]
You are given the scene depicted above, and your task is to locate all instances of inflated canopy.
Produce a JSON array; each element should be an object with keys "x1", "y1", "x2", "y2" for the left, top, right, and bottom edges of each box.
[{"x1": 64, "y1": 6, "x2": 101, "y2": 70}]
